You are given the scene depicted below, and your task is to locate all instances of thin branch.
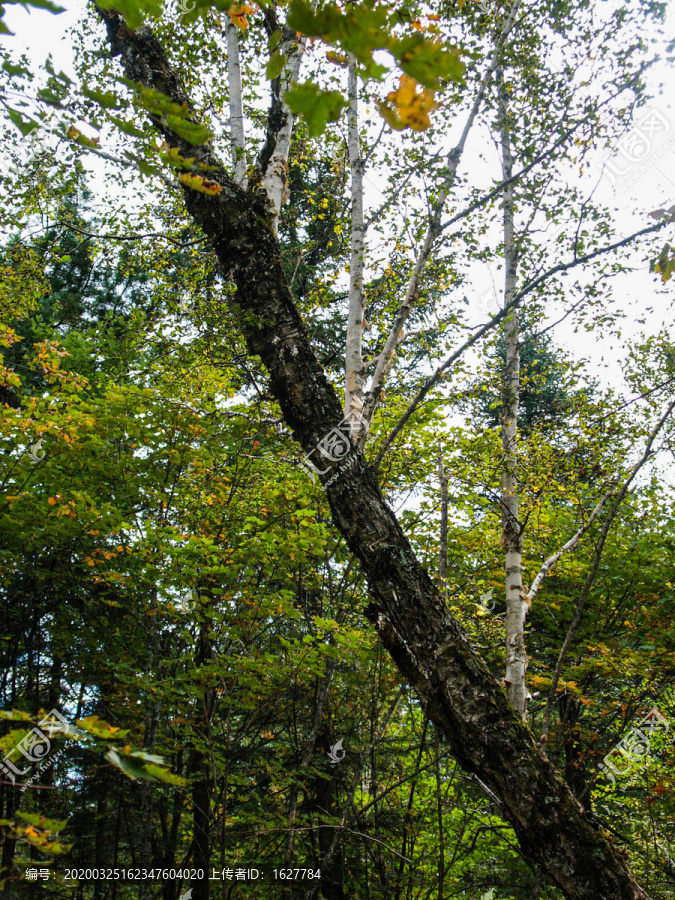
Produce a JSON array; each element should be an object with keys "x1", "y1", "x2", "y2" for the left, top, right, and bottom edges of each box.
[
  {"x1": 50, "y1": 222, "x2": 208, "y2": 247},
  {"x1": 525, "y1": 487, "x2": 615, "y2": 605}
]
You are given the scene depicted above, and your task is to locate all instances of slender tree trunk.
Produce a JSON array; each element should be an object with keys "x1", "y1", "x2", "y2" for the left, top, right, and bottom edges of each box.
[
  {"x1": 434, "y1": 728, "x2": 445, "y2": 900},
  {"x1": 314, "y1": 726, "x2": 346, "y2": 900},
  {"x1": 226, "y1": 23, "x2": 247, "y2": 187},
  {"x1": 360, "y1": 1, "x2": 523, "y2": 431},
  {"x1": 344, "y1": 56, "x2": 367, "y2": 436},
  {"x1": 438, "y1": 446, "x2": 448, "y2": 595},
  {"x1": 96, "y1": 15, "x2": 653, "y2": 898},
  {"x1": 188, "y1": 622, "x2": 213, "y2": 900},
  {"x1": 497, "y1": 71, "x2": 528, "y2": 721}
]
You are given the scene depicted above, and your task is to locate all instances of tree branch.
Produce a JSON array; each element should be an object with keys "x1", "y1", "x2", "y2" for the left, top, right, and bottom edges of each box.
[
  {"x1": 525, "y1": 487, "x2": 614, "y2": 606},
  {"x1": 361, "y1": 0, "x2": 523, "y2": 429}
]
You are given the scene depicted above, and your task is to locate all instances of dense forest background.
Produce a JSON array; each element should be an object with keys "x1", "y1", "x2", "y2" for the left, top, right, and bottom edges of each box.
[{"x1": 1, "y1": 0, "x2": 675, "y2": 897}]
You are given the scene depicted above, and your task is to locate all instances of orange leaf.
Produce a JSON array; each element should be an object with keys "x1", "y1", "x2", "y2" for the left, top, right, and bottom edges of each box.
[{"x1": 228, "y1": 4, "x2": 254, "y2": 31}]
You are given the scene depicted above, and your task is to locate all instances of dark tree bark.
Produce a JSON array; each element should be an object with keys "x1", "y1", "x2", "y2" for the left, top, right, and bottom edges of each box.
[{"x1": 95, "y1": 11, "x2": 650, "y2": 899}]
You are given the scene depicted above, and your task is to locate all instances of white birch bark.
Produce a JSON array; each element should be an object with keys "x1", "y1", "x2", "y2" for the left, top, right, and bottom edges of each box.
[
  {"x1": 261, "y1": 36, "x2": 306, "y2": 232},
  {"x1": 344, "y1": 56, "x2": 367, "y2": 436},
  {"x1": 227, "y1": 22, "x2": 247, "y2": 187},
  {"x1": 438, "y1": 445, "x2": 448, "y2": 595},
  {"x1": 497, "y1": 71, "x2": 527, "y2": 721}
]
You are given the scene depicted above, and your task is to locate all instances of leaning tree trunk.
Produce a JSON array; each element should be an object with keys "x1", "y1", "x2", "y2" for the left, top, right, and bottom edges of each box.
[{"x1": 95, "y1": 11, "x2": 651, "y2": 899}]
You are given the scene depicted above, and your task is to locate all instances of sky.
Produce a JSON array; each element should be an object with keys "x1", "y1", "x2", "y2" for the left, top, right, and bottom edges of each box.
[{"x1": 2, "y1": 0, "x2": 675, "y2": 414}]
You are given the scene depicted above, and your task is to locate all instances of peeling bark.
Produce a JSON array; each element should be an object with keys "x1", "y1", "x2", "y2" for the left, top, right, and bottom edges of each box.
[
  {"x1": 96, "y1": 11, "x2": 652, "y2": 898},
  {"x1": 438, "y1": 446, "x2": 448, "y2": 594},
  {"x1": 259, "y1": 33, "x2": 306, "y2": 232}
]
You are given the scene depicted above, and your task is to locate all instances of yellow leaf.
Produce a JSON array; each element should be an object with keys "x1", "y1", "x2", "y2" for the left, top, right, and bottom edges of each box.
[
  {"x1": 382, "y1": 75, "x2": 437, "y2": 132},
  {"x1": 178, "y1": 172, "x2": 222, "y2": 195}
]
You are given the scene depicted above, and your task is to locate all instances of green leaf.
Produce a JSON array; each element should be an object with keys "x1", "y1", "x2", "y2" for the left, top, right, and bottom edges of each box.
[
  {"x1": 2, "y1": 60, "x2": 32, "y2": 77},
  {"x1": 105, "y1": 748, "x2": 145, "y2": 780},
  {"x1": 392, "y1": 35, "x2": 465, "y2": 90},
  {"x1": 36, "y1": 88, "x2": 65, "y2": 107},
  {"x1": 82, "y1": 86, "x2": 124, "y2": 111},
  {"x1": 266, "y1": 50, "x2": 287, "y2": 81},
  {"x1": 285, "y1": 83, "x2": 347, "y2": 137},
  {"x1": 165, "y1": 115, "x2": 211, "y2": 146},
  {"x1": 268, "y1": 27, "x2": 283, "y2": 51},
  {"x1": 76, "y1": 715, "x2": 130, "y2": 739},
  {"x1": 5, "y1": 107, "x2": 39, "y2": 137},
  {"x1": 16, "y1": 811, "x2": 68, "y2": 831},
  {"x1": 131, "y1": 84, "x2": 190, "y2": 118},
  {"x1": 107, "y1": 113, "x2": 147, "y2": 138},
  {"x1": 105, "y1": 749, "x2": 185, "y2": 784},
  {"x1": 45, "y1": 57, "x2": 72, "y2": 85},
  {"x1": 142, "y1": 762, "x2": 187, "y2": 785},
  {"x1": 18, "y1": 0, "x2": 64, "y2": 11},
  {"x1": 0, "y1": 709, "x2": 32, "y2": 720},
  {"x1": 286, "y1": 0, "x2": 326, "y2": 37}
]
